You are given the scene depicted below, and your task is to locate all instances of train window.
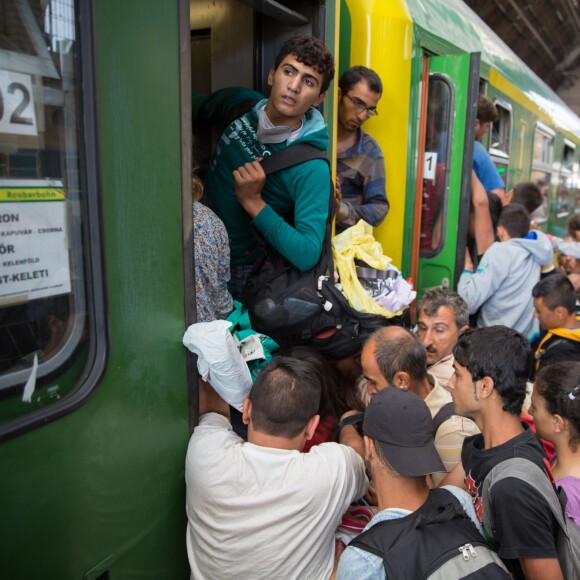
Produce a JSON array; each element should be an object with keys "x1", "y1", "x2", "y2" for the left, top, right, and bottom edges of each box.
[
  {"x1": 557, "y1": 141, "x2": 577, "y2": 219},
  {"x1": 0, "y1": 0, "x2": 104, "y2": 430},
  {"x1": 530, "y1": 124, "x2": 556, "y2": 226},
  {"x1": 563, "y1": 140, "x2": 576, "y2": 171},
  {"x1": 490, "y1": 100, "x2": 511, "y2": 156},
  {"x1": 420, "y1": 75, "x2": 453, "y2": 257},
  {"x1": 532, "y1": 124, "x2": 555, "y2": 166}
]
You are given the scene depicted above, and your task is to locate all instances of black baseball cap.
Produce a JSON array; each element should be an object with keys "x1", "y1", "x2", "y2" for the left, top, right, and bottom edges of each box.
[{"x1": 363, "y1": 388, "x2": 445, "y2": 477}]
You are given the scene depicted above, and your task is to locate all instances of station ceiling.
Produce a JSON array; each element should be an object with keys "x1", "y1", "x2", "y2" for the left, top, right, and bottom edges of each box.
[{"x1": 465, "y1": 0, "x2": 580, "y2": 94}]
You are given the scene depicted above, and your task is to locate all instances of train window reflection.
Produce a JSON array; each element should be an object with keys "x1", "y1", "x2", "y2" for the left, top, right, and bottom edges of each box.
[
  {"x1": 420, "y1": 75, "x2": 453, "y2": 257},
  {"x1": 0, "y1": 0, "x2": 89, "y2": 396},
  {"x1": 490, "y1": 101, "x2": 511, "y2": 156},
  {"x1": 533, "y1": 126, "x2": 555, "y2": 166},
  {"x1": 530, "y1": 171, "x2": 551, "y2": 225}
]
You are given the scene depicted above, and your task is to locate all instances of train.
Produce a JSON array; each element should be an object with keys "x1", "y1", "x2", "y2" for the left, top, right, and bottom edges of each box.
[{"x1": 1, "y1": 0, "x2": 579, "y2": 577}]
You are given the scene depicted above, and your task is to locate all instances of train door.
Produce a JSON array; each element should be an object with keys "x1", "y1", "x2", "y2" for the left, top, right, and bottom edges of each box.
[
  {"x1": 414, "y1": 53, "x2": 480, "y2": 292},
  {"x1": 188, "y1": 0, "x2": 338, "y2": 427}
]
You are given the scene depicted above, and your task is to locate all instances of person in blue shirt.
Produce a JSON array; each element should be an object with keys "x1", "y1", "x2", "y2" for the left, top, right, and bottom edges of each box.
[
  {"x1": 335, "y1": 66, "x2": 388, "y2": 234},
  {"x1": 473, "y1": 94, "x2": 506, "y2": 201}
]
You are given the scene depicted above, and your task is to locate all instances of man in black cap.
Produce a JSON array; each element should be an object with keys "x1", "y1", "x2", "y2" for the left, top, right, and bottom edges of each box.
[{"x1": 336, "y1": 387, "x2": 497, "y2": 579}]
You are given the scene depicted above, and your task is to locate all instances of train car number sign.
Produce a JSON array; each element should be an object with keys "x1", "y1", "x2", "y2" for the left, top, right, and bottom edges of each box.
[{"x1": 0, "y1": 180, "x2": 71, "y2": 305}]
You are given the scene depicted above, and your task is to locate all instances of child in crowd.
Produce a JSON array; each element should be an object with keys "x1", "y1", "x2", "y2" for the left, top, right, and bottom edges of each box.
[
  {"x1": 530, "y1": 361, "x2": 580, "y2": 524},
  {"x1": 192, "y1": 174, "x2": 233, "y2": 322}
]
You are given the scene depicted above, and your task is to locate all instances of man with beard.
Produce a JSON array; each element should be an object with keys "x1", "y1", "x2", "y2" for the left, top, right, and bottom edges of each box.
[{"x1": 416, "y1": 288, "x2": 470, "y2": 387}]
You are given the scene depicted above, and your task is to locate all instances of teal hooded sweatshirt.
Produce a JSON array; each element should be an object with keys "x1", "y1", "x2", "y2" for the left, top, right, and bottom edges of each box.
[{"x1": 192, "y1": 88, "x2": 331, "y2": 271}]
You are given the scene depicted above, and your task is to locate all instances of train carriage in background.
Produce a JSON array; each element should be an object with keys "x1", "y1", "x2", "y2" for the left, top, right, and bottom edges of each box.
[
  {"x1": 340, "y1": 0, "x2": 580, "y2": 293},
  {"x1": 1, "y1": 0, "x2": 580, "y2": 578}
]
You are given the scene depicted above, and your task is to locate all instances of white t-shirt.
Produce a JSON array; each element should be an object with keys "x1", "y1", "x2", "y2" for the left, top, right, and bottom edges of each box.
[{"x1": 186, "y1": 413, "x2": 368, "y2": 580}]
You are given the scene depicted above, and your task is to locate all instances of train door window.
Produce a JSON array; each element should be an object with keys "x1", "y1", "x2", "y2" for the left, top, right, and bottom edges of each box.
[
  {"x1": 530, "y1": 123, "x2": 555, "y2": 226},
  {"x1": 558, "y1": 139, "x2": 577, "y2": 218},
  {"x1": 556, "y1": 139, "x2": 578, "y2": 218},
  {"x1": 0, "y1": 0, "x2": 104, "y2": 435},
  {"x1": 489, "y1": 99, "x2": 511, "y2": 186},
  {"x1": 420, "y1": 75, "x2": 453, "y2": 256}
]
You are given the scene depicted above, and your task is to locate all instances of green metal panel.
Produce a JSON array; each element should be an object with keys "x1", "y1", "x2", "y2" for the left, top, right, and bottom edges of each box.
[
  {"x1": 2, "y1": 1, "x2": 190, "y2": 578},
  {"x1": 405, "y1": 0, "x2": 580, "y2": 140},
  {"x1": 417, "y1": 53, "x2": 474, "y2": 292}
]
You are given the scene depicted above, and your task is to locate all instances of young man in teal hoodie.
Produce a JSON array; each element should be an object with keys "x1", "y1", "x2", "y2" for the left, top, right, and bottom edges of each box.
[{"x1": 192, "y1": 35, "x2": 335, "y2": 298}]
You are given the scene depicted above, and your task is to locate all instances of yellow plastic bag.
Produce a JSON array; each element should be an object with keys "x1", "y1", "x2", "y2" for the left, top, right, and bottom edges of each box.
[{"x1": 332, "y1": 220, "x2": 403, "y2": 318}]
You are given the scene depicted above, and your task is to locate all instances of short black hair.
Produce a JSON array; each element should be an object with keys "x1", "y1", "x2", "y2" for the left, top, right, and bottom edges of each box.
[
  {"x1": 511, "y1": 182, "x2": 543, "y2": 214},
  {"x1": 274, "y1": 34, "x2": 335, "y2": 94},
  {"x1": 374, "y1": 328, "x2": 428, "y2": 384},
  {"x1": 498, "y1": 203, "x2": 530, "y2": 238},
  {"x1": 280, "y1": 345, "x2": 339, "y2": 420},
  {"x1": 338, "y1": 66, "x2": 382, "y2": 95},
  {"x1": 417, "y1": 288, "x2": 469, "y2": 328},
  {"x1": 249, "y1": 357, "x2": 321, "y2": 438},
  {"x1": 477, "y1": 94, "x2": 498, "y2": 123},
  {"x1": 532, "y1": 273, "x2": 577, "y2": 314},
  {"x1": 535, "y1": 361, "x2": 580, "y2": 451},
  {"x1": 453, "y1": 326, "x2": 533, "y2": 415}
]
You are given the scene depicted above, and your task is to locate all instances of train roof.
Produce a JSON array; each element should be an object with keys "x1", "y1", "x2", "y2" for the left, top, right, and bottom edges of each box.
[{"x1": 405, "y1": 0, "x2": 580, "y2": 140}]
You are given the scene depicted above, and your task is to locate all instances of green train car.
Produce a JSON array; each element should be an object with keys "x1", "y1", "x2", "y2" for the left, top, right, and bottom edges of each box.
[
  {"x1": 340, "y1": 0, "x2": 580, "y2": 293},
  {"x1": 1, "y1": 0, "x2": 579, "y2": 578}
]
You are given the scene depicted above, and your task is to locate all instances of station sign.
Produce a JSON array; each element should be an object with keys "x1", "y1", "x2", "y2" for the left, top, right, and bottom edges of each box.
[{"x1": 0, "y1": 180, "x2": 71, "y2": 306}]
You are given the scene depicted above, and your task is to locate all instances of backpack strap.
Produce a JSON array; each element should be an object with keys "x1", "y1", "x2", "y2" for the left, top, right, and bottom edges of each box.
[
  {"x1": 260, "y1": 143, "x2": 328, "y2": 175},
  {"x1": 223, "y1": 98, "x2": 261, "y2": 128},
  {"x1": 432, "y1": 402, "x2": 455, "y2": 438},
  {"x1": 481, "y1": 457, "x2": 568, "y2": 542},
  {"x1": 252, "y1": 143, "x2": 334, "y2": 275}
]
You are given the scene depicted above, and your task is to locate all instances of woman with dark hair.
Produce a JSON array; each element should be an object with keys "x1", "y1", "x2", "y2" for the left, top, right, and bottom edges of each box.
[{"x1": 529, "y1": 361, "x2": 580, "y2": 524}]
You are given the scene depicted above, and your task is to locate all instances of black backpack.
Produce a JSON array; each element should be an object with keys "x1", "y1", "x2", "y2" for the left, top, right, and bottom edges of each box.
[
  {"x1": 241, "y1": 143, "x2": 406, "y2": 359},
  {"x1": 349, "y1": 488, "x2": 511, "y2": 579}
]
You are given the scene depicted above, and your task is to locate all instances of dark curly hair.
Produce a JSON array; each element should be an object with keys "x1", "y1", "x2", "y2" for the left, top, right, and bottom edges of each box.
[
  {"x1": 535, "y1": 361, "x2": 580, "y2": 452},
  {"x1": 274, "y1": 34, "x2": 335, "y2": 94}
]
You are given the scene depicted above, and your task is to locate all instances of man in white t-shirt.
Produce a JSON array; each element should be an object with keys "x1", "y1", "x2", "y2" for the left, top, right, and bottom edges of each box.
[{"x1": 185, "y1": 357, "x2": 368, "y2": 580}]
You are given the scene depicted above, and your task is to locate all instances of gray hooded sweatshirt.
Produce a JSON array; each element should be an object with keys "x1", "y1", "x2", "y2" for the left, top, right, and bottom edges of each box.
[{"x1": 458, "y1": 231, "x2": 554, "y2": 338}]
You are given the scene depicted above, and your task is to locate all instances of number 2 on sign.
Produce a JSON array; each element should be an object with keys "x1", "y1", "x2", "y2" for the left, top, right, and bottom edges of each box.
[{"x1": 0, "y1": 70, "x2": 38, "y2": 137}]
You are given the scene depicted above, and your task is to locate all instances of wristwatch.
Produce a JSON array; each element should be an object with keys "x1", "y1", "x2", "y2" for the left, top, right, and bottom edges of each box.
[{"x1": 336, "y1": 412, "x2": 365, "y2": 438}]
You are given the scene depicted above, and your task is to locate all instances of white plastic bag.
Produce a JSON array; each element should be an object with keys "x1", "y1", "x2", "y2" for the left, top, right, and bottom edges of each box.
[{"x1": 182, "y1": 320, "x2": 252, "y2": 411}]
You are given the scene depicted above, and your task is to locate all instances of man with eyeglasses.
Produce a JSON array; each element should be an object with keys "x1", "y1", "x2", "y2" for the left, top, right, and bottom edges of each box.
[{"x1": 335, "y1": 66, "x2": 388, "y2": 234}]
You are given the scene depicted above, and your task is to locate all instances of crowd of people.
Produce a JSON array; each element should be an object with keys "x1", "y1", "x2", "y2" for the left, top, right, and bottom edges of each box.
[{"x1": 187, "y1": 34, "x2": 580, "y2": 579}]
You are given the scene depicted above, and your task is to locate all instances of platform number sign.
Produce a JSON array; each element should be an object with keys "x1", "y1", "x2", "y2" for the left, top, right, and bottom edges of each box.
[{"x1": 0, "y1": 70, "x2": 38, "y2": 137}]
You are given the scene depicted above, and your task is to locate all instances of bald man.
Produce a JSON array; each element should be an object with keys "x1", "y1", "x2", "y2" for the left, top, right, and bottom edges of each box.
[{"x1": 358, "y1": 326, "x2": 478, "y2": 484}]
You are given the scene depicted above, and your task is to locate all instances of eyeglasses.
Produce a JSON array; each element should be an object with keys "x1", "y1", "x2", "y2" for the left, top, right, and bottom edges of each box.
[{"x1": 345, "y1": 93, "x2": 378, "y2": 117}]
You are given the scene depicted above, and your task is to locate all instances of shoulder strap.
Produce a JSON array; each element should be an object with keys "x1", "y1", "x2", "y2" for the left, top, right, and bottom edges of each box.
[
  {"x1": 259, "y1": 143, "x2": 328, "y2": 175},
  {"x1": 432, "y1": 402, "x2": 455, "y2": 438},
  {"x1": 481, "y1": 457, "x2": 567, "y2": 540},
  {"x1": 223, "y1": 98, "x2": 261, "y2": 127}
]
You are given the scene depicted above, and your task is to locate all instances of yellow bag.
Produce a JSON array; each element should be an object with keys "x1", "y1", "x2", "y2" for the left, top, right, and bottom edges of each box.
[{"x1": 332, "y1": 220, "x2": 403, "y2": 318}]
